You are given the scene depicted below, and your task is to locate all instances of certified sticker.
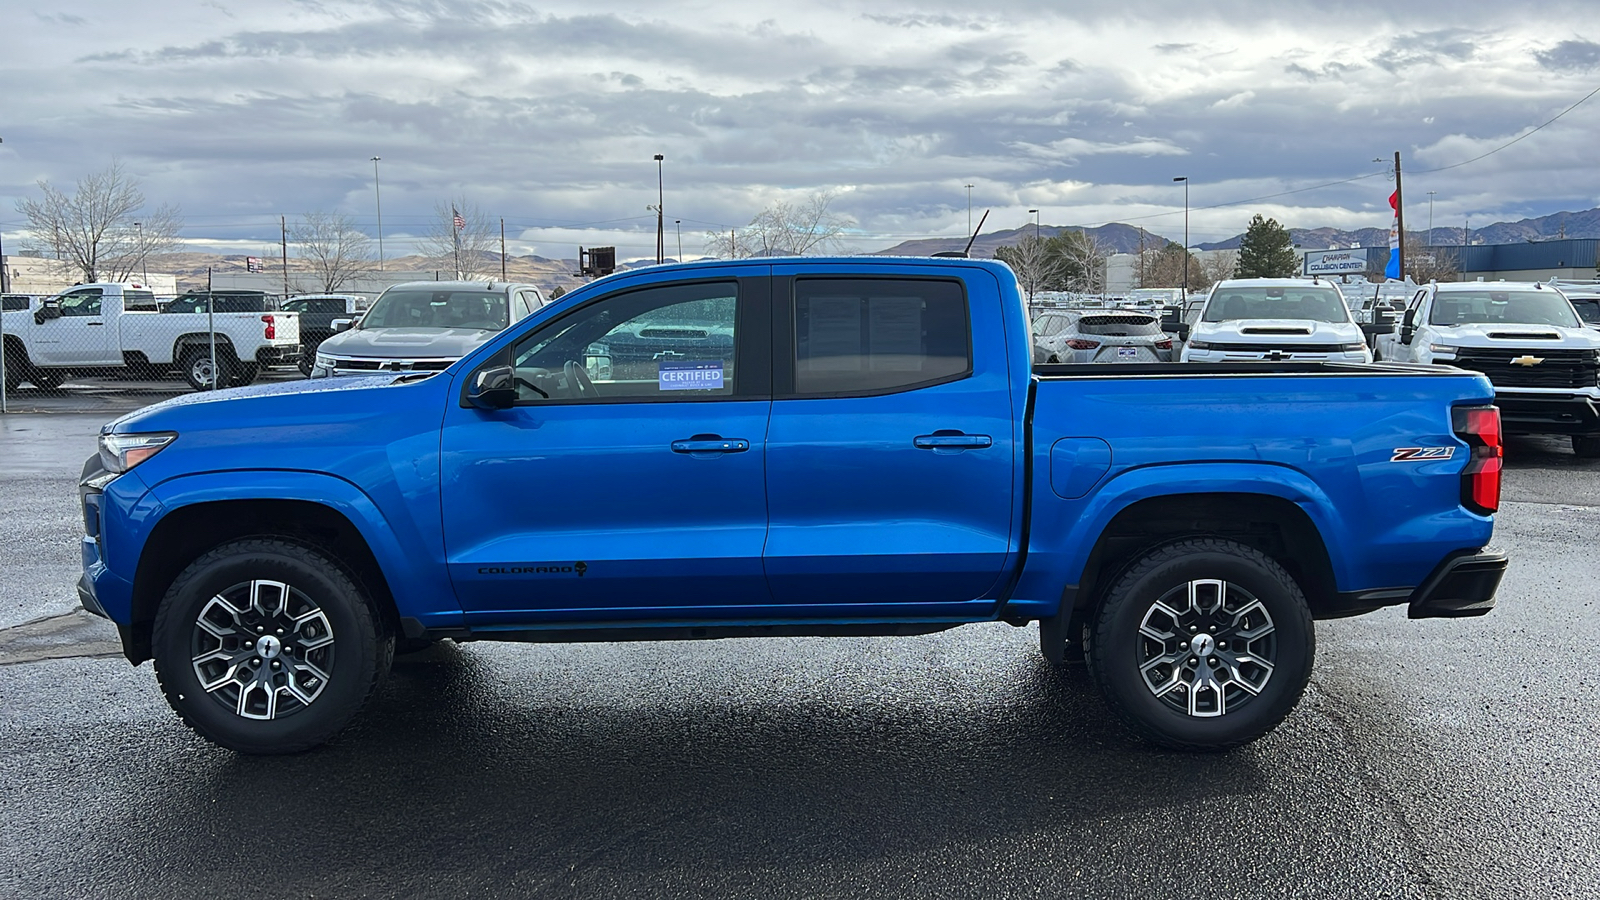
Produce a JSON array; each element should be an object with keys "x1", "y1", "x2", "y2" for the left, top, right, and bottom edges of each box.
[{"x1": 659, "y1": 360, "x2": 725, "y2": 391}]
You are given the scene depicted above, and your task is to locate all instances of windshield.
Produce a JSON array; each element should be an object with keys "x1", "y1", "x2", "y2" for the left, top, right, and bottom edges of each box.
[
  {"x1": 1202, "y1": 286, "x2": 1351, "y2": 324},
  {"x1": 361, "y1": 289, "x2": 509, "y2": 330},
  {"x1": 1428, "y1": 289, "x2": 1581, "y2": 328},
  {"x1": 164, "y1": 293, "x2": 270, "y2": 313}
]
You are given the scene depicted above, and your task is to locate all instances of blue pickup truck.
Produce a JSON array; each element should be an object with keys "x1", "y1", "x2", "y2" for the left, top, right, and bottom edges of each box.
[{"x1": 78, "y1": 257, "x2": 1508, "y2": 755}]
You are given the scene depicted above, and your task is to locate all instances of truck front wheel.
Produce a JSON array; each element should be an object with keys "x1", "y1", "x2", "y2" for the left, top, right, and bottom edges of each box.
[
  {"x1": 151, "y1": 538, "x2": 393, "y2": 754},
  {"x1": 1572, "y1": 435, "x2": 1600, "y2": 458},
  {"x1": 1086, "y1": 538, "x2": 1314, "y2": 751}
]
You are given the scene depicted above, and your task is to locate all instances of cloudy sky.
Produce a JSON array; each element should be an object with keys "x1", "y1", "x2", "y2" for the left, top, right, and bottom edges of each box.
[{"x1": 3, "y1": 0, "x2": 1599, "y2": 261}]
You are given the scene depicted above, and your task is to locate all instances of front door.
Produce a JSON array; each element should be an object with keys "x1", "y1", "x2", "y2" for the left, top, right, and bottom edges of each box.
[
  {"x1": 35, "y1": 288, "x2": 119, "y2": 366},
  {"x1": 440, "y1": 272, "x2": 774, "y2": 621},
  {"x1": 762, "y1": 268, "x2": 1018, "y2": 613}
]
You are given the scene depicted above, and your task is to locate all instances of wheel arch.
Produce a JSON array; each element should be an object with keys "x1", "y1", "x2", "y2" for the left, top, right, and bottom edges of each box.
[
  {"x1": 172, "y1": 333, "x2": 240, "y2": 363},
  {"x1": 1065, "y1": 491, "x2": 1340, "y2": 637},
  {"x1": 124, "y1": 498, "x2": 400, "y2": 664}
]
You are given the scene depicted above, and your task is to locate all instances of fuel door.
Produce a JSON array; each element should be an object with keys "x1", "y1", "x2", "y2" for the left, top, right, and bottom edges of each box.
[{"x1": 1050, "y1": 437, "x2": 1112, "y2": 500}]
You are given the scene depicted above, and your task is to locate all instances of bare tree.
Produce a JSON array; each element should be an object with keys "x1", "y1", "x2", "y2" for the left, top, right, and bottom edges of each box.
[
  {"x1": 1139, "y1": 242, "x2": 1212, "y2": 292},
  {"x1": 1056, "y1": 230, "x2": 1109, "y2": 294},
  {"x1": 417, "y1": 197, "x2": 498, "y2": 279},
  {"x1": 16, "y1": 161, "x2": 183, "y2": 282},
  {"x1": 994, "y1": 235, "x2": 1063, "y2": 302},
  {"x1": 1404, "y1": 233, "x2": 1458, "y2": 283},
  {"x1": 1200, "y1": 249, "x2": 1239, "y2": 284},
  {"x1": 706, "y1": 192, "x2": 851, "y2": 258},
  {"x1": 291, "y1": 212, "x2": 374, "y2": 292}
]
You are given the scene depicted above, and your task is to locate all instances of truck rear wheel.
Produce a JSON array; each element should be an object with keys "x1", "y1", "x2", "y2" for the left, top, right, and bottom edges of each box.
[
  {"x1": 26, "y1": 367, "x2": 67, "y2": 390},
  {"x1": 151, "y1": 538, "x2": 393, "y2": 754},
  {"x1": 1086, "y1": 538, "x2": 1314, "y2": 752},
  {"x1": 1572, "y1": 435, "x2": 1600, "y2": 458},
  {"x1": 181, "y1": 348, "x2": 224, "y2": 391}
]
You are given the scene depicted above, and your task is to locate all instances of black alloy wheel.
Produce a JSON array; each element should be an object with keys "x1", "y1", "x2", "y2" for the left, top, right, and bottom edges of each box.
[
  {"x1": 1087, "y1": 537, "x2": 1314, "y2": 751},
  {"x1": 152, "y1": 538, "x2": 392, "y2": 754}
]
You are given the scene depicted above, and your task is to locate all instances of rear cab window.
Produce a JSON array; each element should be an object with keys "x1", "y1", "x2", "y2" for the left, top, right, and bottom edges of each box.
[{"x1": 789, "y1": 278, "x2": 971, "y2": 396}]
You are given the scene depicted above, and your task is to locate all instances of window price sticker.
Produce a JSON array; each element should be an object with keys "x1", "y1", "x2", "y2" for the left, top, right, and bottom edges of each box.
[{"x1": 659, "y1": 361, "x2": 725, "y2": 391}]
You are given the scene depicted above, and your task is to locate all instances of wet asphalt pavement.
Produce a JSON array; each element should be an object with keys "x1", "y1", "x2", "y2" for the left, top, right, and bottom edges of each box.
[{"x1": 2, "y1": 402, "x2": 1598, "y2": 899}]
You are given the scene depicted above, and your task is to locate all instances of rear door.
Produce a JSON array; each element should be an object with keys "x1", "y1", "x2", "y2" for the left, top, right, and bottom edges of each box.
[{"x1": 762, "y1": 264, "x2": 1018, "y2": 613}]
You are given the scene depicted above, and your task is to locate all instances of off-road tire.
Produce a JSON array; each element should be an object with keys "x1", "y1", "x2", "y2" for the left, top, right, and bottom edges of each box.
[
  {"x1": 152, "y1": 538, "x2": 393, "y2": 754},
  {"x1": 1086, "y1": 537, "x2": 1314, "y2": 752}
]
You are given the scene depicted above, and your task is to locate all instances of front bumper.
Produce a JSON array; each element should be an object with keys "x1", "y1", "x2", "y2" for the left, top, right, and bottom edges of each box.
[
  {"x1": 1494, "y1": 392, "x2": 1600, "y2": 435},
  {"x1": 1408, "y1": 550, "x2": 1508, "y2": 619}
]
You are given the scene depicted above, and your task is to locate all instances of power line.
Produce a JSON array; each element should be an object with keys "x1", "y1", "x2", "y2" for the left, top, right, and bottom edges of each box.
[{"x1": 1413, "y1": 82, "x2": 1600, "y2": 174}]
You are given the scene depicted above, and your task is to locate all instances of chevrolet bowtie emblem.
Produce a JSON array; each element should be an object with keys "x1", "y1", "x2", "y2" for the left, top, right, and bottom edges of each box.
[{"x1": 1510, "y1": 355, "x2": 1545, "y2": 366}]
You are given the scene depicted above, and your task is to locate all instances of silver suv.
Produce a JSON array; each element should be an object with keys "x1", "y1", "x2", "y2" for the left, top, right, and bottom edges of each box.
[{"x1": 310, "y1": 281, "x2": 545, "y2": 377}]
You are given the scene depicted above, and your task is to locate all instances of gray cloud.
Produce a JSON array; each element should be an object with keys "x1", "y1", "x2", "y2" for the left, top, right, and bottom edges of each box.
[{"x1": 1536, "y1": 39, "x2": 1600, "y2": 72}]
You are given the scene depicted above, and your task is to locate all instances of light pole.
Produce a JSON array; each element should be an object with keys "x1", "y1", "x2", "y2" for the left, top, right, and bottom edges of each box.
[
  {"x1": 675, "y1": 220, "x2": 682, "y2": 262},
  {"x1": 135, "y1": 221, "x2": 148, "y2": 284},
  {"x1": 1426, "y1": 191, "x2": 1436, "y2": 245},
  {"x1": 654, "y1": 154, "x2": 665, "y2": 265},
  {"x1": 1173, "y1": 177, "x2": 1189, "y2": 295},
  {"x1": 1028, "y1": 209, "x2": 1040, "y2": 242},
  {"x1": 370, "y1": 156, "x2": 384, "y2": 272},
  {"x1": 964, "y1": 183, "x2": 975, "y2": 235}
]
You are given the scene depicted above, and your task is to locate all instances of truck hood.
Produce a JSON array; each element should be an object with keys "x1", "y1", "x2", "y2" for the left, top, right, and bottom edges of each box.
[
  {"x1": 1426, "y1": 323, "x2": 1600, "y2": 349},
  {"x1": 105, "y1": 373, "x2": 421, "y2": 434},
  {"x1": 1191, "y1": 319, "x2": 1363, "y2": 344},
  {"x1": 317, "y1": 326, "x2": 495, "y2": 359}
]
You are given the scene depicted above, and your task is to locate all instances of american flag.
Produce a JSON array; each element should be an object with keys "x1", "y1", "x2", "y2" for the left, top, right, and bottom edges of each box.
[{"x1": 452, "y1": 209, "x2": 465, "y2": 230}]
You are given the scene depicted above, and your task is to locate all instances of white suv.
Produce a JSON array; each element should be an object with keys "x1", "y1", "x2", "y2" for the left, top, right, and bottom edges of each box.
[
  {"x1": 1179, "y1": 278, "x2": 1371, "y2": 363},
  {"x1": 1375, "y1": 281, "x2": 1600, "y2": 456}
]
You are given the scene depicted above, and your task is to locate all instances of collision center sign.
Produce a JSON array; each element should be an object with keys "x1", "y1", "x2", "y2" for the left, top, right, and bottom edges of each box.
[{"x1": 1304, "y1": 249, "x2": 1369, "y2": 275}]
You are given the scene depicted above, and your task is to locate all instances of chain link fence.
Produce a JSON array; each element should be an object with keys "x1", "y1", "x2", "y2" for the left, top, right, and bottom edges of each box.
[{"x1": 0, "y1": 287, "x2": 363, "y2": 412}]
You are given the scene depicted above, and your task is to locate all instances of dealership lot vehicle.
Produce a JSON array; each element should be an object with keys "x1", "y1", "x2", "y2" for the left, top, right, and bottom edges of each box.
[
  {"x1": 1375, "y1": 281, "x2": 1600, "y2": 456},
  {"x1": 1035, "y1": 310, "x2": 1173, "y2": 363},
  {"x1": 80, "y1": 257, "x2": 1505, "y2": 755},
  {"x1": 279, "y1": 294, "x2": 369, "y2": 376},
  {"x1": 1180, "y1": 278, "x2": 1372, "y2": 363},
  {"x1": 311, "y1": 281, "x2": 543, "y2": 376},
  {"x1": 2, "y1": 283, "x2": 301, "y2": 391}
]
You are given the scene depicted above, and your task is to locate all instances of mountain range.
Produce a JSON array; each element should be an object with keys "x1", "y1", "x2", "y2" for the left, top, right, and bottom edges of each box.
[{"x1": 875, "y1": 207, "x2": 1600, "y2": 257}]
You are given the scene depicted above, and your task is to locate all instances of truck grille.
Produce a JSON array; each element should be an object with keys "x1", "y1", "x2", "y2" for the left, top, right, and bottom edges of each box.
[
  {"x1": 331, "y1": 358, "x2": 454, "y2": 373},
  {"x1": 1214, "y1": 343, "x2": 1347, "y2": 354},
  {"x1": 1452, "y1": 348, "x2": 1600, "y2": 389}
]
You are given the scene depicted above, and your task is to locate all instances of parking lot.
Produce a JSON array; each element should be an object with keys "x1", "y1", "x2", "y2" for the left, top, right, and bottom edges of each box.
[{"x1": 2, "y1": 402, "x2": 1598, "y2": 899}]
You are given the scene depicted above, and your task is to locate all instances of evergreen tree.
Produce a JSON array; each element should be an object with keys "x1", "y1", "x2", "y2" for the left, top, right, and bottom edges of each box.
[{"x1": 1234, "y1": 214, "x2": 1299, "y2": 278}]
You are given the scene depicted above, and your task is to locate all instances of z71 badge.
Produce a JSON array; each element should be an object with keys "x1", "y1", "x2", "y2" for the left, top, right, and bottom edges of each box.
[{"x1": 1391, "y1": 447, "x2": 1456, "y2": 462}]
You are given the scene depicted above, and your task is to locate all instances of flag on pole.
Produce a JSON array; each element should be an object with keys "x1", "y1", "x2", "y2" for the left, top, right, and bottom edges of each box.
[
  {"x1": 1384, "y1": 190, "x2": 1401, "y2": 280},
  {"x1": 453, "y1": 209, "x2": 465, "y2": 230}
]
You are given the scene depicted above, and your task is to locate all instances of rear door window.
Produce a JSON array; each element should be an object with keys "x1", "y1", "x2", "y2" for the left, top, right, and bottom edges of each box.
[{"x1": 791, "y1": 278, "x2": 970, "y2": 396}]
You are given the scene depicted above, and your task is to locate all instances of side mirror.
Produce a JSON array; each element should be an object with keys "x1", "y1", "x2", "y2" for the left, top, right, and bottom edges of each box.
[
  {"x1": 466, "y1": 365, "x2": 517, "y2": 410},
  {"x1": 35, "y1": 301, "x2": 62, "y2": 324},
  {"x1": 1160, "y1": 308, "x2": 1181, "y2": 331},
  {"x1": 332, "y1": 318, "x2": 354, "y2": 333},
  {"x1": 1176, "y1": 323, "x2": 1191, "y2": 342},
  {"x1": 1374, "y1": 307, "x2": 1395, "y2": 327},
  {"x1": 1399, "y1": 308, "x2": 1416, "y2": 344}
]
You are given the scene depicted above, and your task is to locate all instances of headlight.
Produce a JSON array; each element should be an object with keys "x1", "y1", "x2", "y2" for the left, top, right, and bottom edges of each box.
[
  {"x1": 98, "y1": 432, "x2": 177, "y2": 474},
  {"x1": 1339, "y1": 342, "x2": 1368, "y2": 352},
  {"x1": 1187, "y1": 340, "x2": 1213, "y2": 350},
  {"x1": 1429, "y1": 343, "x2": 1458, "y2": 354},
  {"x1": 314, "y1": 353, "x2": 335, "y2": 369}
]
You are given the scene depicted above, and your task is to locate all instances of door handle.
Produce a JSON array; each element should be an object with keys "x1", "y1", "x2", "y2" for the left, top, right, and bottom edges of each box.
[
  {"x1": 86, "y1": 321, "x2": 104, "y2": 326},
  {"x1": 672, "y1": 436, "x2": 750, "y2": 453},
  {"x1": 914, "y1": 432, "x2": 993, "y2": 450}
]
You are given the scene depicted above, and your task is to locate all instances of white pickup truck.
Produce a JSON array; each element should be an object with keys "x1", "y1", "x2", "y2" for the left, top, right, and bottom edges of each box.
[
  {"x1": 1375, "y1": 280, "x2": 1600, "y2": 456},
  {"x1": 0, "y1": 283, "x2": 301, "y2": 391}
]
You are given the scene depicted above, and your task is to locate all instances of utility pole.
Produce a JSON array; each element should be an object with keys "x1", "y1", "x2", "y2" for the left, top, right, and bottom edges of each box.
[
  {"x1": 675, "y1": 220, "x2": 682, "y2": 262},
  {"x1": 1427, "y1": 191, "x2": 1436, "y2": 245},
  {"x1": 964, "y1": 183, "x2": 975, "y2": 236},
  {"x1": 371, "y1": 156, "x2": 384, "y2": 272},
  {"x1": 1138, "y1": 227, "x2": 1146, "y2": 288},
  {"x1": 500, "y1": 217, "x2": 507, "y2": 281},
  {"x1": 1173, "y1": 177, "x2": 1189, "y2": 295},
  {"x1": 654, "y1": 154, "x2": 665, "y2": 265},
  {"x1": 280, "y1": 216, "x2": 289, "y2": 297},
  {"x1": 1393, "y1": 151, "x2": 1406, "y2": 282}
]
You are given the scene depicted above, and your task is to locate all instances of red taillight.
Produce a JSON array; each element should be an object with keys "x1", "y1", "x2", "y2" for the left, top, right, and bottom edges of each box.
[
  {"x1": 1155, "y1": 339, "x2": 1173, "y2": 350},
  {"x1": 1065, "y1": 339, "x2": 1100, "y2": 350},
  {"x1": 1453, "y1": 405, "x2": 1502, "y2": 515},
  {"x1": 261, "y1": 315, "x2": 276, "y2": 340}
]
